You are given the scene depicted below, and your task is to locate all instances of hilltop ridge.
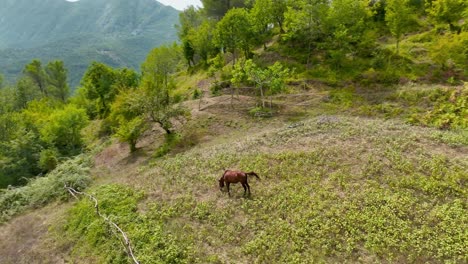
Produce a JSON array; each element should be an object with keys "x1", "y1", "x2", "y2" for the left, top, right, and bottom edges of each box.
[{"x1": 0, "y1": 0, "x2": 179, "y2": 86}]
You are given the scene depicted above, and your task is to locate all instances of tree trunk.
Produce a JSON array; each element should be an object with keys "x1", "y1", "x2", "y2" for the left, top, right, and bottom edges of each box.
[
  {"x1": 260, "y1": 86, "x2": 265, "y2": 108},
  {"x1": 130, "y1": 140, "x2": 137, "y2": 153},
  {"x1": 396, "y1": 38, "x2": 399, "y2": 55}
]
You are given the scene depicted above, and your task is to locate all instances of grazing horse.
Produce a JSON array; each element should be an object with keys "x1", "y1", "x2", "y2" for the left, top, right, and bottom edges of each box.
[{"x1": 219, "y1": 170, "x2": 260, "y2": 196}]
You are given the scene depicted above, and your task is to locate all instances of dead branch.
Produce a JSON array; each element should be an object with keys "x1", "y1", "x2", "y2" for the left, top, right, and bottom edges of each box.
[{"x1": 64, "y1": 185, "x2": 139, "y2": 264}]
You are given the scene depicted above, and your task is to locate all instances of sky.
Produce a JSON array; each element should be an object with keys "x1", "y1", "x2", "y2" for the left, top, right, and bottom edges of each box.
[{"x1": 66, "y1": 0, "x2": 202, "y2": 11}]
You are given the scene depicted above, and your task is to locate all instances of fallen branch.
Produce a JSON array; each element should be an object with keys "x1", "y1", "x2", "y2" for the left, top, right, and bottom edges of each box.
[{"x1": 64, "y1": 185, "x2": 139, "y2": 264}]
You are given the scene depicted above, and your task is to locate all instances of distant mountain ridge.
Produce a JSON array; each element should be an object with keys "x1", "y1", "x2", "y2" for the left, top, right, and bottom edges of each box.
[{"x1": 0, "y1": 0, "x2": 179, "y2": 87}]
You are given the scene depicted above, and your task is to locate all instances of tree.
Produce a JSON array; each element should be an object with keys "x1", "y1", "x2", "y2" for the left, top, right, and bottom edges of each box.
[
  {"x1": 427, "y1": 0, "x2": 466, "y2": 32},
  {"x1": 178, "y1": 6, "x2": 204, "y2": 67},
  {"x1": 140, "y1": 45, "x2": 187, "y2": 134},
  {"x1": 214, "y1": 8, "x2": 254, "y2": 64},
  {"x1": 115, "y1": 117, "x2": 148, "y2": 153},
  {"x1": 201, "y1": 0, "x2": 246, "y2": 19},
  {"x1": 23, "y1": 59, "x2": 48, "y2": 96},
  {"x1": 0, "y1": 73, "x2": 3, "y2": 88},
  {"x1": 251, "y1": 0, "x2": 287, "y2": 36},
  {"x1": 385, "y1": 0, "x2": 414, "y2": 54},
  {"x1": 141, "y1": 44, "x2": 181, "y2": 92},
  {"x1": 39, "y1": 105, "x2": 89, "y2": 155},
  {"x1": 191, "y1": 20, "x2": 217, "y2": 65},
  {"x1": 284, "y1": 0, "x2": 330, "y2": 66},
  {"x1": 80, "y1": 62, "x2": 117, "y2": 118},
  {"x1": 45, "y1": 60, "x2": 70, "y2": 102},
  {"x1": 250, "y1": 0, "x2": 275, "y2": 49},
  {"x1": 235, "y1": 59, "x2": 290, "y2": 108},
  {"x1": 14, "y1": 77, "x2": 42, "y2": 110}
]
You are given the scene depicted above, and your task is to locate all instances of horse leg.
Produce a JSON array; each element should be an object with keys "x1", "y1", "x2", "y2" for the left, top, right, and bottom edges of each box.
[
  {"x1": 242, "y1": 183, "x2": 247, "y2": 196},
  {"x1": 227, "y1": 183, "x2": 231, "y2": 196},
  {"x1": 246, "y1": 182, "x2": 251, "y2": 195}
]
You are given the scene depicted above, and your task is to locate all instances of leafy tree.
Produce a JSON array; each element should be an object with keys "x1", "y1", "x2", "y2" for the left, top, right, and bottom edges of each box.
[
  {"x1": 23, "y1": 59, "x2": 48, "y2": 96},
  {"x1": 39, "y1": 105, "x2": 89, "y2": 155},
  {"x1": 430, "y1": 32, "x2": 468, "y2": 70},
  {"x1": 45, "y1": 60, "x2": 70, "y2": 102},
  {"x1": 141, "y1": 44, "x2": 182, "y2": 91},
  {"x1": 427, "y1": 0, "x2": 466, "y2": 32},
  {"x1": 327, "y1": 0, "x2": 374, "y2": 46},
  {"x1": 235, "y1": 59, "x2": 290, "y2": 108},
  {"x1": 250, "y1": 0, "x2": 274, "y2": 48},
  {"x1": 178, "y1": 6, "x2": 204, "y2": 67},
  {"x1": 191, "y1": 20, "x2": 217, "y2": 65},
  {"x1": 0, "y1": 130, "x2": 42, "y2": 187},
  {"x1": 284, "y1": 0, "x2": 329, "y2": 66},
  {"x1": 80, "y1": 62, "x2": 117, "y2": 118},
  {"x1": 201, "y1": 0, "x2": 246, "y2": 19},
  {"x1": 140, "y1": 45, "x2": 187, "y2": 134},
  {"x1": 115, "y1": 117, "x2": 148, "y2": 153},
  {"x1": 385, "y1": 0, "x2": 414, "y2": 54},
  {"x1": 14, "y1": 77, "x2": 42, "y2": 110},
  {"x1": 113, "y1": 68, "x2": 140, "y2": 91},
  {"x1": 0, "y1": 87, "x2": 17, "y2": 142},
  {"x1": 251, "y1": 0, "x2": 287, "y2": 36},
  {"x1": 38, "y1": 148, "x2": 59, "y2": 172},
  {"x1": 0, "y1": 73, "x2": 3, "y2": 88},
  {"x1": 214, "y1": 8, "x2": 254, "y2": 64}
]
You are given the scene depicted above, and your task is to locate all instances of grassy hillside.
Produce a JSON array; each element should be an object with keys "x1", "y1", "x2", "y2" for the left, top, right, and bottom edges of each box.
[
  {"x1": 0, "y1": 0, "x2": 179, "y2": 87},
  {"x1": 0, "y1": 0, "x2": 467, "y2": 262},
  {"x1": 1, "y1": 86, "x2": 466, "y2": 263}
]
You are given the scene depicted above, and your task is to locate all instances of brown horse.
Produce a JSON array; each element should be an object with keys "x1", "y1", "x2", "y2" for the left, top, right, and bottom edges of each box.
[{"x1": 219, "y1": 170, "x2": 260, "y2": 196}]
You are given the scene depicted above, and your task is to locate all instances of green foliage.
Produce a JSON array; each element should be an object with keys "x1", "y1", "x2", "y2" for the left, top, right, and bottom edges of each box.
[
  {"x1": 0, "y1": 154, "x2": 92, "y2": 223},
  {"x1": 426, "y1": 0, "x2": 467, "y2": 31},
  {"x1": 250, "y1": 0, "x2": 287, "y2": 45},
  {"x1": 23, "y1": 59, "x2": 48, "y2": 96},
  {"x1": 115, "y1": 117, "x2": 148, "y2": 153},
  {"x1": 411, "y1": 86, "x2": 468, "y2": 129},
  {"x1": 63, "y1": 184, "x2": 187, "y2": 264},
  {"x1": 430, "y1": 31, "x2": 468, "y2": 72},
  {"x1": 233, "y1": 59, "x2": 290, "y2": 108},
  {"x1": 38, "y1": 148, "x2": 59, "y2": 173},
  {"x1": 385, "y1": 0, "x2": 415, "y2": 54},
  {"x1": 45, "y1": 60, "x2": 70, "y2": 102},
  {"x1": 109, "y1": 116, "x2": 467, "y2": 263},
  {"x1": 39, "y1": 105, "x2": 89, "y2": 155},
  {"x1": 201, "y1": 0, "x2": 247, "y2": 19},
  {"x1": 214, "y1": 8, "x2": 254, "y2": 62},
  {"x1": 154, "y1": 133, "x2": 183, "y2": 158},
  {"x1": 327, "y1": 87, "x2": 362, "y2": 108},
  {"x1": 192, "y1": 88, "x2": 202, "y2": 99},
  {"x1": 80, "y1": 62, "x2": 118, "y2": 118},
  {"x1": 140, "y1": 44, "x2": 187, "y2": 134}
]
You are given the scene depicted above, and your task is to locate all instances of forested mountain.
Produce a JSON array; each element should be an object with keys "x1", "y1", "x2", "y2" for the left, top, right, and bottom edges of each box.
[{"x1": 0, "y1": 0, "x2": 179, "y2": 87}]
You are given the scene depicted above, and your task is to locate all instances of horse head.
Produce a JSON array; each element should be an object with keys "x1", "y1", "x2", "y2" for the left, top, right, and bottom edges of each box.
[{"x1": 219, "y1": 178, "x2": 225, "y2": 190}]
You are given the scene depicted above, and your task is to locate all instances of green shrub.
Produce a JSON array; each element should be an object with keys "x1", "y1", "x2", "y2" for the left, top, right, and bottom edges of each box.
[
  {"x1": 63, "y1": 184, "x2": 187, "y2": 264},
  {"x1": 0, "y1": 154, "x2": 92, "y2": 223},
  {"x1": 409, "y1": 86, "x2": 468, "y2": 129},
  {"x1": 38, "y1": 148, "x2": 59, "y2": 172},
  {"x1": 154, "y1": 133, "x2": 182, "y2": 158}
]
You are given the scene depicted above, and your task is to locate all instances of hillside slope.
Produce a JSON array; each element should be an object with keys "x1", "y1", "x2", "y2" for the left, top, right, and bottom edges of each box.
[
  {"x1": 1, "y1": 90, "x2": 466, "y2": 263},
  {"x1": 0, "y1": 0, "x2": 179, "y2": 87}
]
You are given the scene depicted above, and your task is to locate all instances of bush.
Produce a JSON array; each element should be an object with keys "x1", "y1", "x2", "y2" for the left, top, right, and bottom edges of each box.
[
  {"x1": 38, "y1": 148, "x2": 59, "y2": 172},
  {"x1": 63, "y1": 184, "x2": 187, "y2": 264},
  {"x1": 0, "y1": 154, "x2": 92, "y2": 223},
  {"x1": 409, "y1": 85, "x2": 468, "y2": 129}
]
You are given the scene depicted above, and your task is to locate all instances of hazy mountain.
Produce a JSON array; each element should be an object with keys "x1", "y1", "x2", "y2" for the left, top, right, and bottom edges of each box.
[{"x1": 0, "y1": 0, "x2": 179, "y2": 87}]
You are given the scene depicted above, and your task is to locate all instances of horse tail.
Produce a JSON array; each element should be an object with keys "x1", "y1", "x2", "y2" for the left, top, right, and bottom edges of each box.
[{"x1": 248, "y1": 172, "x2": 261, "y2": 181}]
